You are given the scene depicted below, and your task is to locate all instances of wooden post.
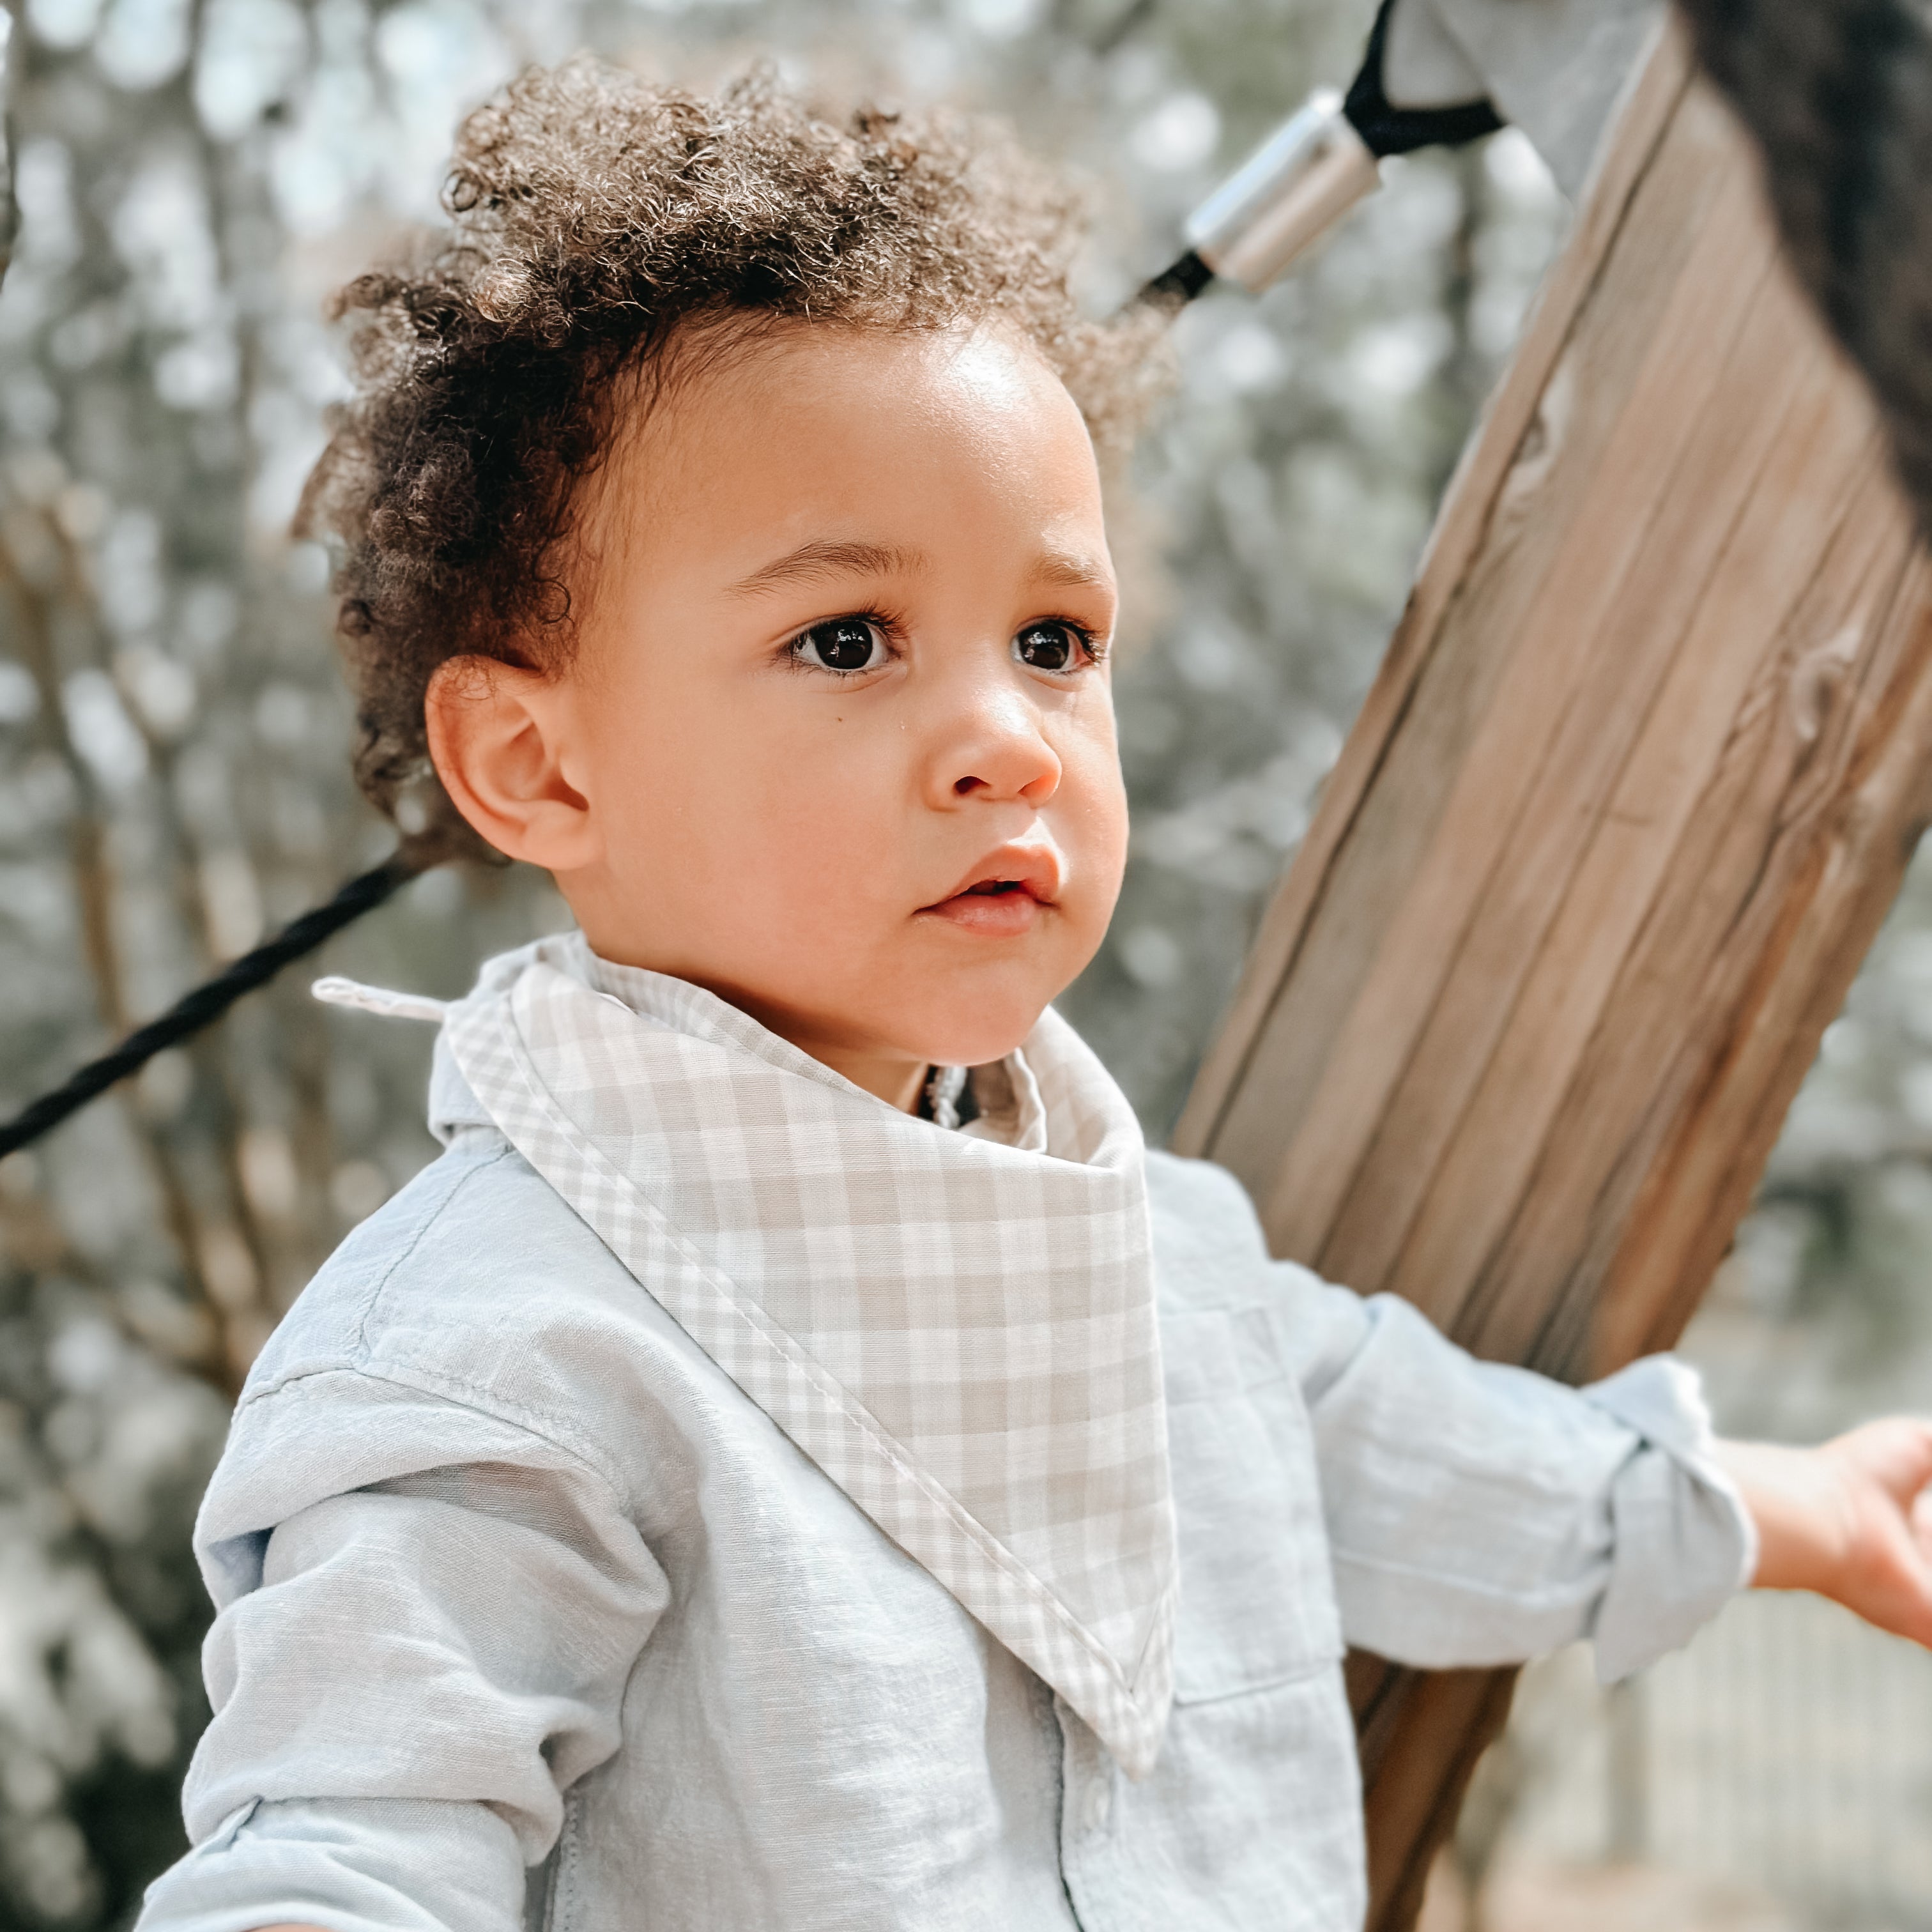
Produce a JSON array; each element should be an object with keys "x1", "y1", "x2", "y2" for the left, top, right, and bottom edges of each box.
[{"x1": 1171, "y1": 22, "x2": 1932, "y2": 1931}]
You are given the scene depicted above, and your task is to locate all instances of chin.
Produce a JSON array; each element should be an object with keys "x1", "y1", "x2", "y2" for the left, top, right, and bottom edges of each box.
[
  {"x1": 901, "y1": 995, "x2": 1055, "y2": 1072},
  {"x1": 896, "y1": 938, "x2": 1100, "y2": 1070}
]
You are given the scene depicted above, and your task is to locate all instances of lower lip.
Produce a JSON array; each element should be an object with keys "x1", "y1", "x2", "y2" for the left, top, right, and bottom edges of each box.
[{"x1": 920, "y1": 890, "x2": 1046, "y2": 937}]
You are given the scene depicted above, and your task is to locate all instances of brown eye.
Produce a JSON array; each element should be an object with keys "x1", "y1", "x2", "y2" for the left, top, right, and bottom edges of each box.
[
  {"x1": 795, "y1": 618, "x2": 886, "y2": 672},
  {"x1": 1013, "y1": 621, "x2": 1085, "y2": 672}
]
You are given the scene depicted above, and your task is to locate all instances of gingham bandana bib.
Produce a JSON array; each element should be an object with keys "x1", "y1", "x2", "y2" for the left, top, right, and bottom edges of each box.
[{"x1": 345, "y1": 935, "x2": 1179, "y2": 1777}]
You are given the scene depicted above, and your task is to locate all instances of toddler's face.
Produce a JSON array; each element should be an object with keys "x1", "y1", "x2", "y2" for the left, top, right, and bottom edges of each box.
[{"x1": 428, "y1": 323, "x2": 1128, "y2": 1107}]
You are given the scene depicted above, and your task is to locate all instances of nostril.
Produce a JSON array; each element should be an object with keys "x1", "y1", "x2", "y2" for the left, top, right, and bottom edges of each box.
[{"x1": 954, "y1": 775, "x2": 985, "y2": 796}]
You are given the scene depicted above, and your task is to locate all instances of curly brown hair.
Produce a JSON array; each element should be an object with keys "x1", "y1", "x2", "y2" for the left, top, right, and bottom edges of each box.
[{"x1": 299, "y1": 56, "x2": 1165, "y2": 847}]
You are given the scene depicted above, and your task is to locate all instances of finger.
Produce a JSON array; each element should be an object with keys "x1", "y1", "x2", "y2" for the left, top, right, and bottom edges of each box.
[
  {"x1": 1889, "y1": 1417, "x2": 1932, "y2": 1484},
  {"x1": 1834, "y1": 1418, "x2": 1932, "y2": 1506},
  {"x1": 1847, "y1": 1522, "x2": 1932, "y2": 1648},
  {"x1": 1885, "y1": 1557, "x2": 1932, "y2": 1649},
  {"x1": 1913, "y1": 1485, "x2": 1932, "y2": 1556}
]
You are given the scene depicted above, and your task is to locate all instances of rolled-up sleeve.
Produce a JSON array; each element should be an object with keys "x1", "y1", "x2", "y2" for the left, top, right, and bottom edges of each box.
[
  {"x1": 137, "y1": 1370, "x2": 669, "y2": 1932},
  {"x1": 1269, "y1": 1264, "x2": 1756, "y2": 1680},
  {"x1": 136, "y1": 1798, "x2": 525, "y2": 1932}
]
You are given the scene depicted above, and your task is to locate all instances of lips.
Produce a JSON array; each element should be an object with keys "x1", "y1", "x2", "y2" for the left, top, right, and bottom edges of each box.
[{"x1": 919, "y1": 845, "x2": 1062, "y2": 936}]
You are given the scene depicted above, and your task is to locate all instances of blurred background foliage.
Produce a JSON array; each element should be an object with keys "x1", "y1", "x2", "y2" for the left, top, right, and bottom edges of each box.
[{"x1": 0, "y1": 0, "x2": 1923, "y2": 1924}]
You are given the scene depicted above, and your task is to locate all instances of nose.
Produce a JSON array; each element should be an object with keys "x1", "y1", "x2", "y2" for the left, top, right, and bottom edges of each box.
[{"x1": 932, "y1": 677, "x2": 1062, "y2": 809}]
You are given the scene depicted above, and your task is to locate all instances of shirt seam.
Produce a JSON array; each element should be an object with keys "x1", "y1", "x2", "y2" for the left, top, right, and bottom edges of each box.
[
  {"x1": 1159, "y1": 1303, "x2": 1294, "y2": 1402},
  {"x1": 1323, "y1": 1418, "x2": 1633, "y2": 1506},
  {"x1": 351, "y1": 1145, "x2": 518, "y2": 1362},
  {"x1": 1328, "y1": 1544, "x2": 1611, "y2": 1612},
  {"x1": 221, "y1": 1358, "x2": 633, "y2": 1508},
  {"x1": 230, "y1": 1144, "x2": 517, "y2": 1421}
]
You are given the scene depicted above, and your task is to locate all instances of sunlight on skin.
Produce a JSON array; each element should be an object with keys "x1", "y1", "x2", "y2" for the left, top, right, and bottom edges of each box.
[
  {"x1": 425, "y1": 321, "x2": 1127, "y2": 1113},
  {"x1": 1715, "y1": 1421, "x2": 1932, "y2": 1643}
]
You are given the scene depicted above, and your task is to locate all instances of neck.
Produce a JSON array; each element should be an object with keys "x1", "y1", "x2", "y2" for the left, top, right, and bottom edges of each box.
[
  {"x1": 804, "y1": 1046, "x2": 930, "y2": 1113},
  {"x1": 569, "y1": 940, "x2": 935, "y2": 1112},
  {"x1": 703, "y1": 985, "x2": 930, "y2": 1111}
]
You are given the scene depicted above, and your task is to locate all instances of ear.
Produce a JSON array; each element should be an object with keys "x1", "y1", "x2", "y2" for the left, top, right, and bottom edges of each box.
[{"x1": 424, "y1": 655, "x2": 601, "y2": 872}]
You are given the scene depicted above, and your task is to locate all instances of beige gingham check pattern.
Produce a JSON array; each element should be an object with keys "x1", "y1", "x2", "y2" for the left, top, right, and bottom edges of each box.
[{"x1": 437, "y1": 937, "x2": 1178, "y2": 1777}]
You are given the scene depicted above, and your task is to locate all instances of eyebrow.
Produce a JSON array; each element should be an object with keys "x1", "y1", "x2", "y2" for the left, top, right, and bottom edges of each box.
[
  {"x1": 1029, "y1": 551, "x2": 1115, "y2": 593},
  {"x1": 726, "y1": 540, "x2": 927, "y2": 598},
  {"x1": 726, "y1": 539, "x2": 1116, "y2": 601}
]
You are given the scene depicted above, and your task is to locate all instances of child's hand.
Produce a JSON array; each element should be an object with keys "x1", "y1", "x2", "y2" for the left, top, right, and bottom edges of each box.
[{"x1": 1713, "y1": 1422, "x2": 1932, "y2": 1644}]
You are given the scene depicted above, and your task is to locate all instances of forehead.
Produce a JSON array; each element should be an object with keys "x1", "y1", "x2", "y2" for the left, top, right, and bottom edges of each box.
[
  {"x1": 675, "y1": 317, "x2": 1086, "y2": 432},
  {"x1": 600, "y1": 321, "x2": 1105, "y2": 558}
]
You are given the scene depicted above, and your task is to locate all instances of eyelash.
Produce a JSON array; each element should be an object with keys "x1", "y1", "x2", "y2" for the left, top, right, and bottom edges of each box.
[
  {"x1": 782, "y1": 609, "x2": 903, "y2": 677},
  {"x1": 1042, "y1": 619, "x2": 1107, "y2": 668},
  {"x1": 782, "y1": 611, "x2": 1108, "y2": 677}
]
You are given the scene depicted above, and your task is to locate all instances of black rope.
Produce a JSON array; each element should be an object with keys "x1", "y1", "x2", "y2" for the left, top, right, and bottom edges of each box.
[
  {"x1": 1342, "y1": 0, "x2": 1504, "y2": 158},
  {"x1": 0, "y1": 852, "x2": 425, "y2": 1160},
  {"x1": 1137, "y1": 247, "x2": 1216, "y2": 308}
]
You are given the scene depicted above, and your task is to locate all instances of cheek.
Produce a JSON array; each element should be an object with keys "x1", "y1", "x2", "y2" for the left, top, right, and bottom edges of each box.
[
  {"x1": 595, "y1": 682, "x2": 904, "y2": 902},
  {"x1": 1061, "y1": 712, "x2": 1130, "y2": 885},
  {"x1": 578, "y1": 670, "x2": 755, "y2": 875}
]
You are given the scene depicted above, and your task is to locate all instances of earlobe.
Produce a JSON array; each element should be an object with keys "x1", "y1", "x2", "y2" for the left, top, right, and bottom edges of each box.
[{"x1": 424, "y1": 654, "x2": 599, "y2": 871}]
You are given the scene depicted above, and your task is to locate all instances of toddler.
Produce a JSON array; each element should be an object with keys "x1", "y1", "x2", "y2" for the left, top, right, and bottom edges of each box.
[{"x1": 136, "y1": 57, "x2": 1932, "y2": 1932}]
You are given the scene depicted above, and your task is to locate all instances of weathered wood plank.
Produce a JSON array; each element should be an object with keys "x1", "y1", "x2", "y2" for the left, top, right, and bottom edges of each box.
[
  {"x1": 1377, "y1": 367, "x2": 1880, "y2": 1320},
  {"x1": 1175, "y1": 27, "x2": 1701, "y2": 1164},
  {"x1": 1186, "y1": 69, "x2": 1760, "y2": 1221},
  {"x1": 1238, "y1": 103, "x2": 1772, "y2": 1236},
  {"x1": 1321, "y1": 263, "x2": 1821, "y2": 1298},
  {"x1": 1170, "y1": 20, "x2": 1932, "y2": 1929}
]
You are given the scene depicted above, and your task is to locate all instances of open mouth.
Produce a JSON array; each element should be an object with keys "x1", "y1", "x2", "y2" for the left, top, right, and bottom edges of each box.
[{"x1": 920, "y1": 853, "x2": 1061, "y2": 934}]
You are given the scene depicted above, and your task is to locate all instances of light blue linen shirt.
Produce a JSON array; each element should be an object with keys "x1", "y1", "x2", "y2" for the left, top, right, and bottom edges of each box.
[{"x1": 137, "y1": 1039, "x2": 1752, "y2": 1932}]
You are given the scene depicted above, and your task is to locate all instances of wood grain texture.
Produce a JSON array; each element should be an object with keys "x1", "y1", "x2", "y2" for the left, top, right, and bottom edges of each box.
[{"x1": 1170, "y1": 22, "x2": 1932, "y2": 1930}]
